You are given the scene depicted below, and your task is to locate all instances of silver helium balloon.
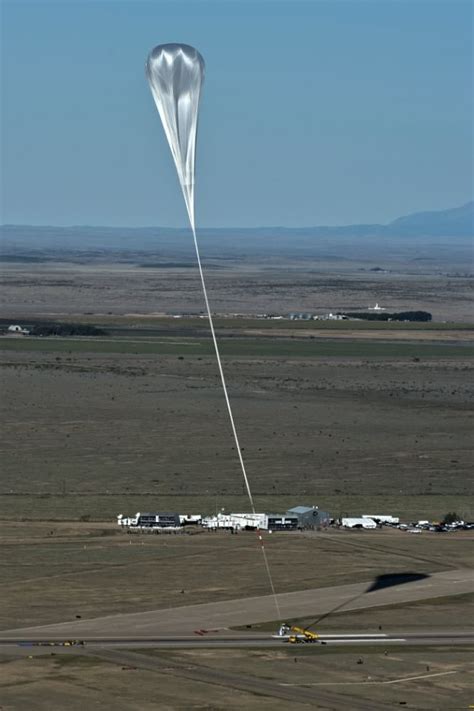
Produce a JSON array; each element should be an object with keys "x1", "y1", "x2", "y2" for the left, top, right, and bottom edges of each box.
[{"x1": 146, "y1": 43, "x2": 205, "y2": 229}]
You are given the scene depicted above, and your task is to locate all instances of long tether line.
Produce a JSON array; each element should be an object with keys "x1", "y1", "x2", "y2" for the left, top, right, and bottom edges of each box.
[{"x1": 190, "y1": 223, "x2": 281, "y2": 622}]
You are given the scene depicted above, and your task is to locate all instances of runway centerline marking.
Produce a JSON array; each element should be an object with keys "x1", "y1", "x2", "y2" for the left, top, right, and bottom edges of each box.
[{"x1": 323, "y1": 638, "x2": 406, "y2": 644}]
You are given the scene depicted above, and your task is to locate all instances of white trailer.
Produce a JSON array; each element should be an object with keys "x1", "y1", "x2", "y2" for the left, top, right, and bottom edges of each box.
[
  {"x1": 201, "y1": 512, "x2": 267, "y2": 531},
  {"x1": 201, "y1": 514, "x2": 236, "y2": 530},
  {"x1": 179, "y1": 514, "x2": 202, "y2": 525},
  {"x1": 117, "y1": 513, "x2": 139, "y2": 527},
  {"x1": 342, "y1": 517, "x2": 377, "y2": 529},
  {"x1": 229, "y1": 513, "x2": 267, "y2": 530},
  {"x1": 362, "y1": 514, "x2": 399, "y2": 525}
]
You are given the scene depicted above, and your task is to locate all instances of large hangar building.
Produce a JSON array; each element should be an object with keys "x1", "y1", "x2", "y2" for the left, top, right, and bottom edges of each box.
[{"x1": 286, "y1": 505, "x2": 331, "y2": 529}]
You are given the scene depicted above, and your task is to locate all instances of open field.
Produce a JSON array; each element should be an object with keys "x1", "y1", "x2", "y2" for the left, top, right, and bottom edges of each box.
[
  {"x1": 0, "y1": 651, "x2": 294, "y2": 711},
  {"x1": 134, "y1": 645, "x2": 474, "y2": 710},
  {"x1": 1, "y1": 520, "x2": 473, "y2": 632},
  {"x1": 1, "y1": 334, "x2": 474, "y2": 357},
  {"x1": 1, "y1": 260, "x2": 473, "y2": 321},
  {"x1": 1, "y1": 645, "x2": 473, "y2": 710},
  {"x1": 1, "y1": 337, "x2": 472, "y2": 519}
]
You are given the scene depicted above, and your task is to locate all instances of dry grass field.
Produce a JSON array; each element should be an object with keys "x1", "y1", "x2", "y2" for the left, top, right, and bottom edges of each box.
[
  {"x1": 0, "y1": 652, "x2": 289, "y2": 711},
  {"x1": 1, "y1": 520, "x2": 473, "y2": 631},
  {"x1": 1, "y1": 260, "x2": 473, "y2": 321},
  {"x1": 0, "y1": 342, "x2": 472, "y2": 521},
  {"x1": 1, "y1": 645, "x2": 472, "y2": 710},
  {"x1": 137, "y1": 646, "x2": 474, "y2": 710}
]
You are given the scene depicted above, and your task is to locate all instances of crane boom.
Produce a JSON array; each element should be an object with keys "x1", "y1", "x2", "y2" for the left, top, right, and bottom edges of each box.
[{"x1": 277, "y1": 623, "x2": 320, "y2": 643}]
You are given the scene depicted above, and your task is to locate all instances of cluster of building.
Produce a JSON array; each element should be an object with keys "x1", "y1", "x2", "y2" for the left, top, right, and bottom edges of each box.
[
  {"x1": 117, "y1": 508, "x2": 470, "y2": 535},
  {"x1": 257, "y1": 304, "x2": 386, "y2": 321},
  {"x1": 117, "y1": 505, "x2": 331, "y2": 533},
  {"x1": 288, "y1": 312, "x2": 348, "y2": 321},
  {"x1": 202, "y1": 506, "x2": 330, "y2": 531}
]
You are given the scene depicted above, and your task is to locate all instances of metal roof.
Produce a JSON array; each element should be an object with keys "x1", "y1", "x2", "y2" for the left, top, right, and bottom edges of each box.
[{"x1": 287, "y1": 506, "x2": 316, "y2": 514}]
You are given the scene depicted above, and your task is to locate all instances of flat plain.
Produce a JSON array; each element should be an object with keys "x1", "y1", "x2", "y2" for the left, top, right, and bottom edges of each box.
[
  {"x1": 1, "y1": 339, "x2": 472, "y2": 519},
  {"x1": 0, "y1": 256, "x2": 473, "y2": 709},
  {"x1": 1, "y1": 645, "x2": 473, "y2": 710}
]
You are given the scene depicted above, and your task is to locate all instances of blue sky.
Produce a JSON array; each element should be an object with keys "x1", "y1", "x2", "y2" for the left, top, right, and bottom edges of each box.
[{"x1": 1, "y1": 0, "x2": 472, "y2": 227}]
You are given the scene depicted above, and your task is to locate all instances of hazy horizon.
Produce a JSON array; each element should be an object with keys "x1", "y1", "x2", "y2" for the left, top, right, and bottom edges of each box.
[{"x1": 2, "y1": 200, "x2": 472, "y2": 232}]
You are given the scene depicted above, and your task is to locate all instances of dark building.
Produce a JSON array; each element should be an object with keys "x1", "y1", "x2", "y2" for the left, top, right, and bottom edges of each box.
[
  {"x1": 286, "y1": 506, "x2": 331, "y2": 529},
  {"x1": 267, "y1": 515, "x2": 298, "y2": 531},
  {"x1": 137, "y1": 512, "x2": 180, "y2": 528}
]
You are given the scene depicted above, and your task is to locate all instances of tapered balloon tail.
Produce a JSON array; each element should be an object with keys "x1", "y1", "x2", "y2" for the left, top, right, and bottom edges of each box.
[{"x1": 146, "y1": 44, "x2": 280, "y2": 621}]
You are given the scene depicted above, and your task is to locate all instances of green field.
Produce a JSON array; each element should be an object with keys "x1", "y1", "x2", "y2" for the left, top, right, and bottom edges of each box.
[{"x1": 1, "y1": 335, "x2": 473, "y2": 357}]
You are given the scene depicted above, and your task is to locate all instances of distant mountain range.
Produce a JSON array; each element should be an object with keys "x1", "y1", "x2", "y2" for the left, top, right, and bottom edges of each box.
[
  {"x1": 254, "y1": 202, "x2": 474, "y2": 238},
  {"x1": 2, "y1": 202, "x2": 473, "y2": 241},
  {"x1": 385, "y1": 201, "x2": 473, "y2": 237},
  {"x1": 1, "y1": 203, "x2": 472, "y2": 267}
]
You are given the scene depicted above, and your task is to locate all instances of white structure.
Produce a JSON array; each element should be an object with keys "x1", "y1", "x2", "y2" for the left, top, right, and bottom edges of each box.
[
  {"x1": 117, "y1": 513, "x2": 139, "y2": 527},
  {"x1": 342, "y1": 517, "x2": 377, "y2": 529},
  {"x1": 362, "y1": 514, "x2": 399, "y2": 525},
  {"x1": 368, "y1": 303, "x2": 385, "y2": 311},
  {"x1": 201, "y1": 514, "x2": 234, "y2": 530},
  {"x1": 322, "y1": 312, "x2": 347, "y2": 321},
  {"x1": 7, "y1": 324, "x2": 30, "y2": 335},
  {"x1": 179, "y1": 514, "x2": 202, "y2": 525},
  {"x1": 201, "y1": 512, "x2": 267, "y2": 531},
  {"x1": 117, "y1": 512, "x2": 181, "y2": 529}
]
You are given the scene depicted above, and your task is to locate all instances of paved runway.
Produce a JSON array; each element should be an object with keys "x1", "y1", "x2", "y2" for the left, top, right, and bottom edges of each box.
[
  {"x1": 0, "y1": 631, "x2": 473, "y2": 653},
  {"x1": 1, "y1": 568, "x2": 472, "y2": 640}
]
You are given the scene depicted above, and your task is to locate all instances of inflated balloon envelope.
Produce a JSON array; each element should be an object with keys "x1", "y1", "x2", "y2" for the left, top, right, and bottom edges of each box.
[{"x1": 146, "y1": 43, "x2": 205, "y2": 230}]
